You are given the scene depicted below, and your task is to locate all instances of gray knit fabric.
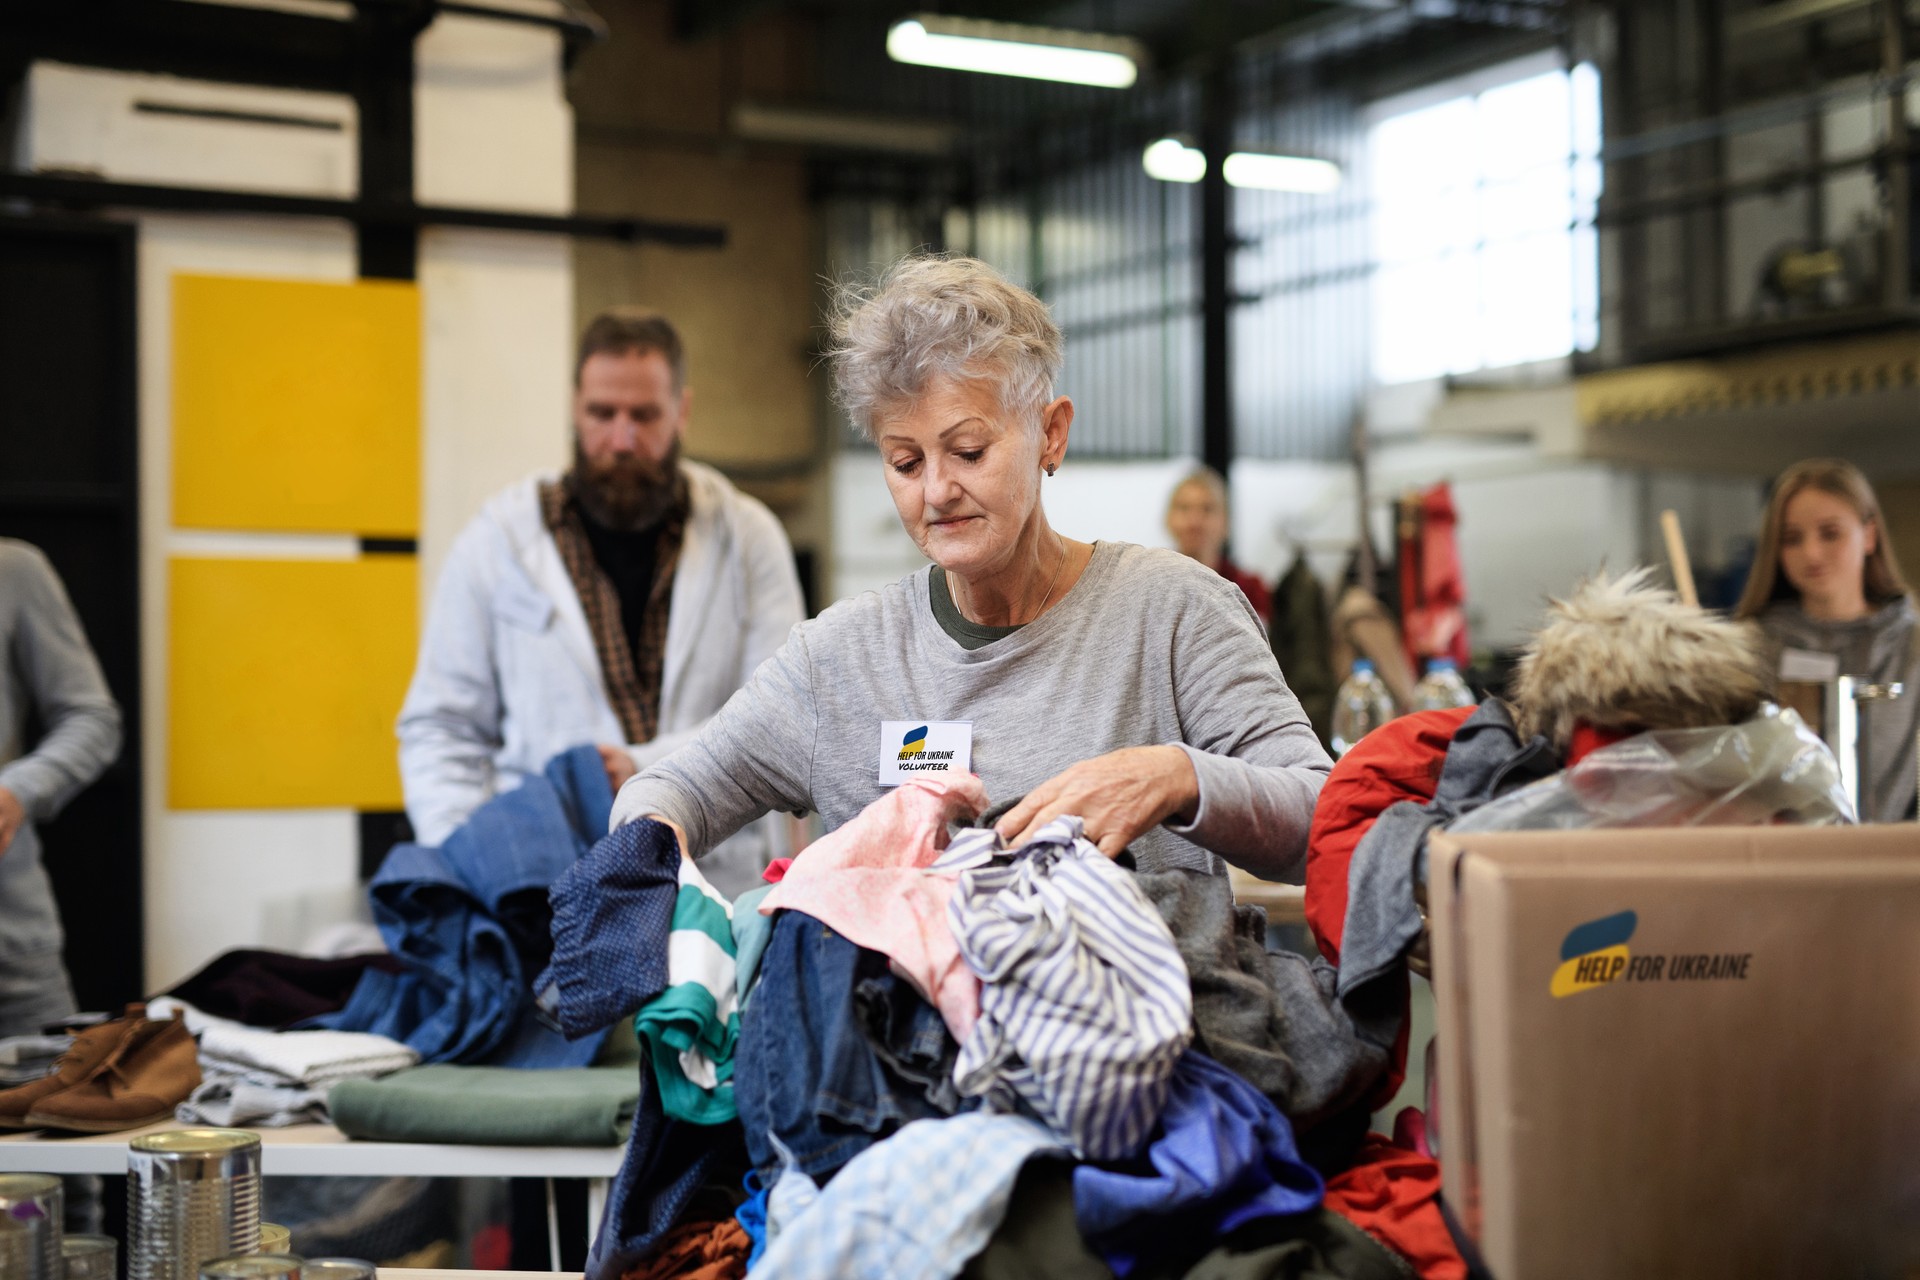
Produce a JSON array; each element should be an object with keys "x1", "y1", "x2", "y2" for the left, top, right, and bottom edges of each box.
[
  {"x1": 613, "y1": 541, "x2": 1330, "y2": 879},
  {"x1": 1136, "y1": 865, "x2": 1384, "y2": 1131}
]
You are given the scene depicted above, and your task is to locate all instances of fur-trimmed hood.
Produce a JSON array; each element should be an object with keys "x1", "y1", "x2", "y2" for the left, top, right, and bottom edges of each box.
[{"x1": 1510, "y1": 568, "x2": 1770, "y2": 750}]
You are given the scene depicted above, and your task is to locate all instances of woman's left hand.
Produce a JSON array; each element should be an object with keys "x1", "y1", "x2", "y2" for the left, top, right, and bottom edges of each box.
[{"x1": 994, "y1": 745, "x2": 1200, "y2": 858}]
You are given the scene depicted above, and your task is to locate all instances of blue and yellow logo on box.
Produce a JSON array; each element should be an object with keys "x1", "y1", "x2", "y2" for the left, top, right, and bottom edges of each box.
[{"x1": 1549, "y1": 910, "x2": 1637, "y2": 998}]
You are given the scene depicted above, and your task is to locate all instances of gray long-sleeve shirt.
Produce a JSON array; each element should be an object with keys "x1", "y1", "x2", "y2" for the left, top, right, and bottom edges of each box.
[
  {"x1": 612, "y1": 540, "x2": 1332, "y2": 880},
  {"x1": 1759, "y1": 597, "x2": 1920, "y2": 823},
  {"x1": 0, "y1": 540, "x2": 122, "y2": 958}
]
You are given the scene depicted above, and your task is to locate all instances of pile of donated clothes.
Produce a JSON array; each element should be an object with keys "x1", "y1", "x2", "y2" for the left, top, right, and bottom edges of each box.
[
  {"x1": 544, "y1": 569, "x2": 1848, "y2": 1280},
  {"x1": 540, "y1": 769, "x2": 1446, "y2": 1280}
]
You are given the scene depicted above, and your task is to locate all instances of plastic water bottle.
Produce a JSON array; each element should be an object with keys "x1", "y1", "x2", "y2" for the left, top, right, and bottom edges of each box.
[
  {"x1": 1411, "y1": 657, "x2": 1476, "y2": 712},
  {"x1": 1331, "y1": 659, "x2": 1396, "y2": 757}
]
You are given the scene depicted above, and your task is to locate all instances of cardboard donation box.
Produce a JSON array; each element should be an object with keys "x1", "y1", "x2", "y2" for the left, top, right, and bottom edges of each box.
[{"x1": 1429, "y1": 825, "x2": 1920, "y2": 1280}]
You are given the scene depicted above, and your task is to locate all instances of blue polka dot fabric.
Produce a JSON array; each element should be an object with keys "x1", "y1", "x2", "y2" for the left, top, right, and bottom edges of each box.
[{"x1": 535, "y1": 817, "x2": 681, "y2": 1040}]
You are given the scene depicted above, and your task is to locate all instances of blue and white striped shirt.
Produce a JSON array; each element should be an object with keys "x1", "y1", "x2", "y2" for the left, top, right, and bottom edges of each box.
[{"x1": 940, "y1": 816, "x2": 1193, "y2": 1160}]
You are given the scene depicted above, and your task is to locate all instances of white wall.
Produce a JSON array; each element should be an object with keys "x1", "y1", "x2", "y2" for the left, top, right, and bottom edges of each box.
[
  {"x1": 829, "y1": 453, "x2": 1201, "y2": 604},
  {"x1": 829, "y1": 453, "x2": 921, "y2": 603},
  {"x1": 23, "y1": 11, "x2": 575, "y2": 990},
  {"x1": 132, "y1": 217, "x2": 363, "y2": 990},
  {"x1": 1233, "y1": 442, "x2": 1649, "y2": 649},
  {"x1": 415, "y1": 13, "x2": 576, "y2": 597},
  {"x1": 830, "y1": 436, "x2": 1759, "y2": 655}
]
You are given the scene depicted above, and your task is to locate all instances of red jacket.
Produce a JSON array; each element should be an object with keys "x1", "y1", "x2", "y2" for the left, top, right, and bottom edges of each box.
[
  {"x1": 1304, "y1": 706, "x2": 1473, "y2": 1106},
  {"x1": 1306, "y1": 707, "x2": 1475, "y2": 965},
  {"x1": 1305, "y1": 709, "x2": 1479, "y2": 1280},
  {"x1": 1216, "y1": 558, "x2": 1272, "y2": 625}
]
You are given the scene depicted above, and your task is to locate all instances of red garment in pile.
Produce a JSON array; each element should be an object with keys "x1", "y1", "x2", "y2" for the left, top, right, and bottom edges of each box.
[
  {"x1": 1215, "y1": 558, "x2": 1273, "y2": 626},
  {"x1": 1399, "y1": 483, "x2": 1470, "y2": 670},
  {"x1": 1305, "y1": 707, "x2": 1475, "y2": 965},
  {"x1": 1304, "y1": 706, "x2": 1471, "y2": 1104},
  {"x1": 1324, "y1": 1135, "x2": 1467, "y2": 1280},
  {"x1": 1306, "y1": 704, "x2": 1628, "y2": 968},
  {"x1": 619, "y1": 1218, "x2": 752, "y2": 1280}
]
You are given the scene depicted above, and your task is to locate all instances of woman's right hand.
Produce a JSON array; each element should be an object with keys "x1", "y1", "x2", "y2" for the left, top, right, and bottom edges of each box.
[
  {"x1": 646, "y1": 812, "x2": 690, "y2": 861},
  {"x1": 993, "y1": 745, "x2": 1200, "y2": 858}
]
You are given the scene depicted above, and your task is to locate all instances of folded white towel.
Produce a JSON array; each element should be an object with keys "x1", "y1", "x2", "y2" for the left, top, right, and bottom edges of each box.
[
  {"x1": 177, "y1": 1074, "x2": 329, "y2": 1128},
  {"x1": 147, "y1": 996, "x2": 417, "y2": 1086},
  {"x1": 197, "y1": 1022, "x2": 417, "y2": 1086},
  {"x1": 145, "y1": 996, "x2": 244, "y2": 1038}
]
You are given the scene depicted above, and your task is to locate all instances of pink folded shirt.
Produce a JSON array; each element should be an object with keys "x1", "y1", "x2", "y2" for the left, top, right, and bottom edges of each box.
[{"x1": 759, "y1": 773, "x2": 990, "y2": 1040}]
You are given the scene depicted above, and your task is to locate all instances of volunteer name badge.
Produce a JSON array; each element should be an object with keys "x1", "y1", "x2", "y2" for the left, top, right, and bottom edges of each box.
[
  {"x1": 1778, "y1": 646, "x2": 1841, "y2": 682},
  {"x1": 879, "y1": 720, "x2": 972, "y2": 785}
]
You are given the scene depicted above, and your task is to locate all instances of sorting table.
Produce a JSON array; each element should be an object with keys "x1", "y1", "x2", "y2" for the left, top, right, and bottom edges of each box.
[
  {"x1": 0, "y1": 1119, "x2": 621, "y2": 1269},
  {"x1": 1227, "y1": 868, "x2": 1308, "y2": 925}
]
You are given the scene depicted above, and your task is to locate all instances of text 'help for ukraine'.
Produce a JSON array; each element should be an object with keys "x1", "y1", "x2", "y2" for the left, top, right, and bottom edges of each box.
[{"x1": 1551, "y1": 910, "x2": 1754, "y2": 998}]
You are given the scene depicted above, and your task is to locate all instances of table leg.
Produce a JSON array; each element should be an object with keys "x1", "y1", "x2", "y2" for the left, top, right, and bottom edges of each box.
[
  {"x1": 586, "y1": 1176, "x2": 608, "y2": 1242},
  {"x1": 546, "y1": 1177, "x2": 562, "y2": 1272}
]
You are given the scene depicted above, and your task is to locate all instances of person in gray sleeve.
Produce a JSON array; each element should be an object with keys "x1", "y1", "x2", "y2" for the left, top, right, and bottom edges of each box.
[
  {"x1": 0, "y1": 540, "x2": 122, "y2": 1037},
  {"x1": 613, "y1": 255, "x2": 1331, "y2": 880}
]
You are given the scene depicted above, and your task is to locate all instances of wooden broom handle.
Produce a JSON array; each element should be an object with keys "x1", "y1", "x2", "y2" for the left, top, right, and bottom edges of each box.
[{"x1": 1661, "y1": 509, "x2": 1699, "y2": 608}]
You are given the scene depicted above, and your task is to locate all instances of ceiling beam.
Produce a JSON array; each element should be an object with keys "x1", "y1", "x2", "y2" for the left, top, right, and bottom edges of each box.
[{"x1": 0, "y1": 0, "x2": 358, "y2": 94}]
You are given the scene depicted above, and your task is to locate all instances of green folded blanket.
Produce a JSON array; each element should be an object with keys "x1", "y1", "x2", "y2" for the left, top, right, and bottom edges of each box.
[{"x1": 328, "y1": 1065, "x2": 640, "y2": 1147}]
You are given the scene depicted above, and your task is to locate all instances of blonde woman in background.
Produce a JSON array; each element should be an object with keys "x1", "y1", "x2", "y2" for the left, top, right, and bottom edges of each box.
[
  {"x1": 1734, "y1": 458, "x2": 1920, "y2": 821},
  {"x1": 1165, "y1": 467, "x2": 1271, "y2": 626}
]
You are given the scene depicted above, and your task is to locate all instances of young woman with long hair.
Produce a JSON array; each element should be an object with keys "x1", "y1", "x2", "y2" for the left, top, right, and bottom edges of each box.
[{"x1": 1734, "y1": 458, "x2": 1919, "y2": 821}]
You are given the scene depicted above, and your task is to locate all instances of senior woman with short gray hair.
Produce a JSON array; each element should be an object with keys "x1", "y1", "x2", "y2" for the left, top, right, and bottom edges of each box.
[{"x1": 611, "y1": 254, "x2": 1329, "y2": 876}]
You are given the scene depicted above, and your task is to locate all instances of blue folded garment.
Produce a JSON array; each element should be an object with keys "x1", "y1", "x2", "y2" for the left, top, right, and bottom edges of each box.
[
  {"x1": 1072, "y1": 1051, "x2": 1325, "y2": 1277},
  {"x1": 317, "y1": 745, "x2": 613, "y2": 1068},
  {"x1": 535, "y1": 817, "x2": 680, "y2": 1040}
]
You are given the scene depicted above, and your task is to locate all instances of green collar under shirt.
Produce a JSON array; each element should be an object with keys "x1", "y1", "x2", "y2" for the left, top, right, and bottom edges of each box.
[{"x1": 928, "y1": 566, "x2": 1025, "y2": 651}]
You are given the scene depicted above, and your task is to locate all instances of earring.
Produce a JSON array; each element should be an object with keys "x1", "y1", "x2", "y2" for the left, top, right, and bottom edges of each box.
[{"x1": 1045, "y1": 463, "x2": 1057, "y2": 477}]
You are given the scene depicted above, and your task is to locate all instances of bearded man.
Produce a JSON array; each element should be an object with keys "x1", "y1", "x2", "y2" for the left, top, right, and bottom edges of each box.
[{"x1": 398, "y1": 309, "x2": 803, "y2": 892}]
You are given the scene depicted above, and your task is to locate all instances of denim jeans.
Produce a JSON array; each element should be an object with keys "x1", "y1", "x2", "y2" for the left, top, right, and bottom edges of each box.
[
  {"x1": 734, "y1": 911, "x2": 959, "y2": 1180},
  {"x1": 853, "y1": 970, "x2": 964, "y2": 1115},
  {"x1": 319, "y1": 744, "x2": 614, "y2": 1067}
]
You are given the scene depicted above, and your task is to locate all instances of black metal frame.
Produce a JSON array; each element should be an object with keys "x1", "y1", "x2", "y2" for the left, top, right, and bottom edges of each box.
[
  {"x1": 1600, "y1": 0, "x2": 1917, "y2": 364},
  {"x1": 1, "y1": 0, "x2": 721, "y2": 282},
  {"x1": 1199, "y1": 50, "x2": 1233, "y2": 477},
  {"x1": 0, "y1": 173, "x2": 728, "y2": 248}
]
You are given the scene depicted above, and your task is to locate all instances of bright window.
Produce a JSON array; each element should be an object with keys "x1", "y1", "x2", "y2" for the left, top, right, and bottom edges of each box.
[{"x1": 1370, "y1": 60, "x2": 1601, "y2": 384}]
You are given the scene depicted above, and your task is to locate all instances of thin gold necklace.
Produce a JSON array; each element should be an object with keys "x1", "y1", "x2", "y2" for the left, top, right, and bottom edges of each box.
[{"x1": 950, "y1": 533, "x2": 1068, "y2": 626}]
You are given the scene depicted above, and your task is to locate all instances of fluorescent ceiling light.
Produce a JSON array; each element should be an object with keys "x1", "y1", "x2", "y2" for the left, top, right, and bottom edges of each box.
[
  {"x1": 1141, "y1": 137, "x2": 1343, "y2": 192},
  {"x1": 887, "y1": 16, "x2": 1143, "y2": 89},
  {"x1": 1142, "y1": 137, "x2": 1204, "y2": 183},
  {"x1": 1221, "y1": 152, "x2": 1343, "y2": 193}
]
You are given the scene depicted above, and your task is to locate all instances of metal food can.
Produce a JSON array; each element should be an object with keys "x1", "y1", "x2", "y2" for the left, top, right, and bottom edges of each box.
[
  {"x1": 301, "y1": 1261, "x2": 376, "y2": 1280},
  {"x1": 0, "y1": 1172, "x2": 62, "y2": 1280},
  {"x1": 256, "y1": 1223, "x2": 291, "y2": 1255},
  {"x1": 128, "y1": 1129, "x2": 263, "y2": 1280},
  {"x1": 62, "y1": 1232, "x2": 119, "y2": 1280},
  {"x1": 198, "y1": 1255, "x2": 302, "y2": 1279}
]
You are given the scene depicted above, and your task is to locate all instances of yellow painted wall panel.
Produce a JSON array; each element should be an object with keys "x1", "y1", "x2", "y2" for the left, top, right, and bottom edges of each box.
[
  {"x1": 173, "y1": 274, "x2": 421, "y2": 536},
  {"x1": 169, "y1": 556, "x2": 417, "y2": 809}
]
